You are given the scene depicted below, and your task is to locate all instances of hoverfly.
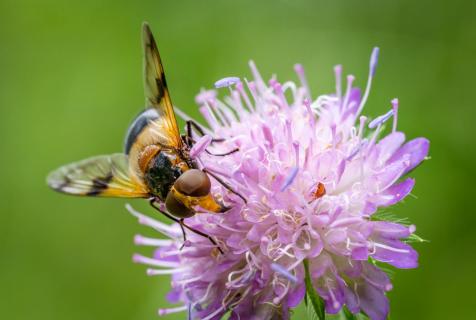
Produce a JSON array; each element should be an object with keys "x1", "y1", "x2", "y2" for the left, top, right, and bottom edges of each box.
[{"x1": 47, "y1": 23, "x2": 245, "y2": 252}]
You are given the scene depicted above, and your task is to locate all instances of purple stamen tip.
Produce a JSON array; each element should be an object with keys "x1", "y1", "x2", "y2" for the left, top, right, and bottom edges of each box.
[
  {"x1": 214, "y1": 76, "x2": 241, "y2": 88},
  {"x1": 334, "y1": 64, "x2": 342, "y2": 74},
  {"x1": 272, "y1": 81, "x2": 282, "y2": 94},
  {"x1": 391, "y1": 98, "x2": 399, "y2": 108},
  {"x1": 269, "y1": 78, "x2": 277, "y2": 85},
  {"x1": 368, "y1": 109, "x2": 394, "y2": 129},
  {"x1": 195, "y1": 89, "x2": 217, "y2": 105},
  {"x1": 280, "y1": 167, "x2": 299, "y2": 192},
  {"x1": 385, "y1": 283, "x2": 393, "y2": 291},
  {"x1": 271, "y1": 263, "x2": 298, "y2": 283},
  {"x1": 370, "y1": 47, "x2": 380, "y2": 76},
  {"x1": 303, "y1": 98, "x2": 311, "y2": 107},
  {"x1": 294, "y1": 63, "x2": 304, "y2": 74}
]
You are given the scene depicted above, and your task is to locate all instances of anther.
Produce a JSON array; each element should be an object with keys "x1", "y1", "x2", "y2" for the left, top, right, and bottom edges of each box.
[{"x1": 214, "y1": 77, "x2": 240, "y2": 88}]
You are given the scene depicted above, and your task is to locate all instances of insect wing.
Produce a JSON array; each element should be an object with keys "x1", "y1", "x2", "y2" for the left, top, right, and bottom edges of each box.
[
  {"x1": 142, "y1": 22, "x2": 181, "y2": 149},
  {"x1": 47, "y1": 154, "x2": 149, "y2": 198}
]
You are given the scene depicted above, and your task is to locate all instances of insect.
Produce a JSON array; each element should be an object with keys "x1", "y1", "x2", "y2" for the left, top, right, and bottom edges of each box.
[{"x1": 47, "y1": 23, "x2": 245, "y2": 253}]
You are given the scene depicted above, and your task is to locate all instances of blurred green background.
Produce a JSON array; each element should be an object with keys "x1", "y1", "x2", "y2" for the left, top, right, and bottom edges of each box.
[{"x1": 1, "y1": 0, "x2": 475, "y2": 319}]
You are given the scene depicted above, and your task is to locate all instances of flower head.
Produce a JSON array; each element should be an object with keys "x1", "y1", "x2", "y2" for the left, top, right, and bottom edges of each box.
[{"x1": 130, "y1": 48, "x2": 429, "y2": 320}]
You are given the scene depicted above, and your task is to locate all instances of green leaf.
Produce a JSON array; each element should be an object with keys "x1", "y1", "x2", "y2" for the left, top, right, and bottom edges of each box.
[
  {"x1": 305, "y1": 298, "x2": 319, "y2": 320},
  {"x1": 303, "y1": 259, "x2": 325, "y2": 320},
  {"x1": 326, "y1": 307, "x2": 368, "y2": 320},
  {"x1": 405, "y1": 233, "x2": 428, "y2": 243},
  {"x1": 342, "y1": 307, "x2": 358, "y2": 319}
]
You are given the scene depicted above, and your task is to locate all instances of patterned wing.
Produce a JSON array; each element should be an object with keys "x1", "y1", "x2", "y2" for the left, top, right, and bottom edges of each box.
[
  {"x1": 47, "y1": 154, "x2": 149, "y2": 198},
  {"x1": 142, "y1": 22, "x2": 182, "y2": 148}
]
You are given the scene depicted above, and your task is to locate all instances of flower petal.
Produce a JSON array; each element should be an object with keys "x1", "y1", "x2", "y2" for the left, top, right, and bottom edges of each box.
[{"x1": 388, "y1": 137, "x2": 430, "y2": 174}]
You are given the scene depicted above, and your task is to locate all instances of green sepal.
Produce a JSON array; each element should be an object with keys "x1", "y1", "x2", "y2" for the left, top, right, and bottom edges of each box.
[{"x1": 303, "y1": 259, "x2": 325, "y2": 320}]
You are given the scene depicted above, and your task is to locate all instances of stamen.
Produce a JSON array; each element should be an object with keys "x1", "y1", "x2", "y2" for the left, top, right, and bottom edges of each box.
[
  {"x1": 334, "y1": 65, "x2": 343, "y2": 99},
  {"x1": 342, "y1": 75, "x2": 355, "y2": 110},
  {"x1": 126, "y1": 204, "x2": 180, "y2": 238},
  {"x1": 226, "y1": 89, "x2": 246, "y2": 116},
  {"x1": 286, "y1": 119, "x2": 293, "y2": 143},
  {"x1": 158, "y1": 305, "x2": 188, "y2": 316},
  {"x1": 373, "y1": 242, "x2": 409, "y2": 253},
  {"x1": 262, "y1": 124, "x2": 274, "y2": 149},
  {"x1": 370, "y1": 47, "x2": 380, "y2": 76},
  {"x1": 391, "y1": 98, "x2": 399, "y2": 132},
  {"x1": 326, "y1": 279, "x2": 341, "y2": 310},
  {"x1": 202, "y1": 305, "x2": 225, "y2": 320},
  {"x1": 215, "y1": 99, "x2": 238, "y2": 123},
  {"x1": 209, "y1": 99, "x2": 231, "y2": 127},
  {"x1": 195, "y1": 89, "x2": 217, "y2": 105},
  {"x1": 304, "y1": 98, "x2": 315, "y2": 128},
  {"x1": 287, "y1": 258, "x2": 305, "y2": 271},
  {"x1": 368, "y1": 109, "x2": 394, "y2": 129},
  {"x1": 272, "y1": 279, "x2": 291, "y2": 304},
  {"x1": 347, "y1": 139, "x2": 368, "y2": 161},
  {"x1": 294, "y1": 63, "x2": 311, "y2": 99},
  {"x1": 147, "y1": 267, "x2": 186, "y2": 275},
  {"x1": 132, "y1": 253, "x2": 181, "y2": 268},
  {"x1": 174, "y1": 275, "x2": 204, "y2": 285},
  {"x1": 329, "y1": 217, "x2": 363, "y2": 228},
  {"x1": 245, "y1": 79, "x2": 259, "y2": 105},
  {"x1": 270, "y1": 81, "x2": 288, "y2": 108},
  {"x1": 271, "y1": 263, "x2": 298, "y2": 283},
  {"x1": 293, "y1": 141, "x2": 300, "y2": 166},
  {"x1": 214, "y1": 77, "x2": 240, "y2": 88},
  {"x1": 249, "y1": 60, "x2": 266, "y2": 92},
  {"x1": 356, "y1": 47, "x2": 379, "y2": 116},
  {"x1": 280, "y1": 166, "x2": 299, "y2": 192},
  {"x1": 134, "y1": 235, "x2": 173, "y2": 247},
  {"x1": 236, "y1": 81, "x2": 254, "y2": 112},
  {"x1": 331, "y1": 124, "x2": 337, "y2": 149},
  {"x1": 304, "y1": 143, "x2": 313, "y2": 170},
  {"x1": 358, "y1": 116, "x2": 367, "y2": 139},
  {"x1": 199, "y1": 105, "x2": 220, "y2": 131},
  {"x1": 190, "y1": 283, "x2": 214, "y2": 310}
]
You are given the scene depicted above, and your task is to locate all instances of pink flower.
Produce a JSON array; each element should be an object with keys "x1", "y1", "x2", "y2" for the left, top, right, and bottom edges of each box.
[{"x1": 129, "y1": 47, "x2": 429, "y2": 320}]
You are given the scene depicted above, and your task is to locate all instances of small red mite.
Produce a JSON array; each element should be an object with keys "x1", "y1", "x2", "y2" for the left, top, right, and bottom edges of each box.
[{"x1": 312, "y1": 182, "x2": 326, "y2": 200}]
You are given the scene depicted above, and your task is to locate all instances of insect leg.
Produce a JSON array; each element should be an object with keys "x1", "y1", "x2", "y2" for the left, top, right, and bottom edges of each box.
[
  {"x1": 179, "y1": 218, "x2": 187, "y2": 249},
  {"x1": 186, "y1": 120, "x2": 225, "y2": 143},
  {"x1": 181, "y1": 223, "x2": 224, "y2": 255},
  {"x1": 205, "y1": 148, "x2": 240, "y2": 157},
  {"x1": 149, "y1": 199, "x2": 223, "y2": 254},
  {"x1": 202, "y1": 168, "x2": 247, "y2": 204}
]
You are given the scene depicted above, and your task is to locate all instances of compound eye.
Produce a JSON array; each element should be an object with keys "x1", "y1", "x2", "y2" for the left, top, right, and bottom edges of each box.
[
  {"x1": 165, "y1": 191, "x2": 195, "y2": 218},
  {"x1": 174, "y1": 169, "x2": 211, "y2": 197}
]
